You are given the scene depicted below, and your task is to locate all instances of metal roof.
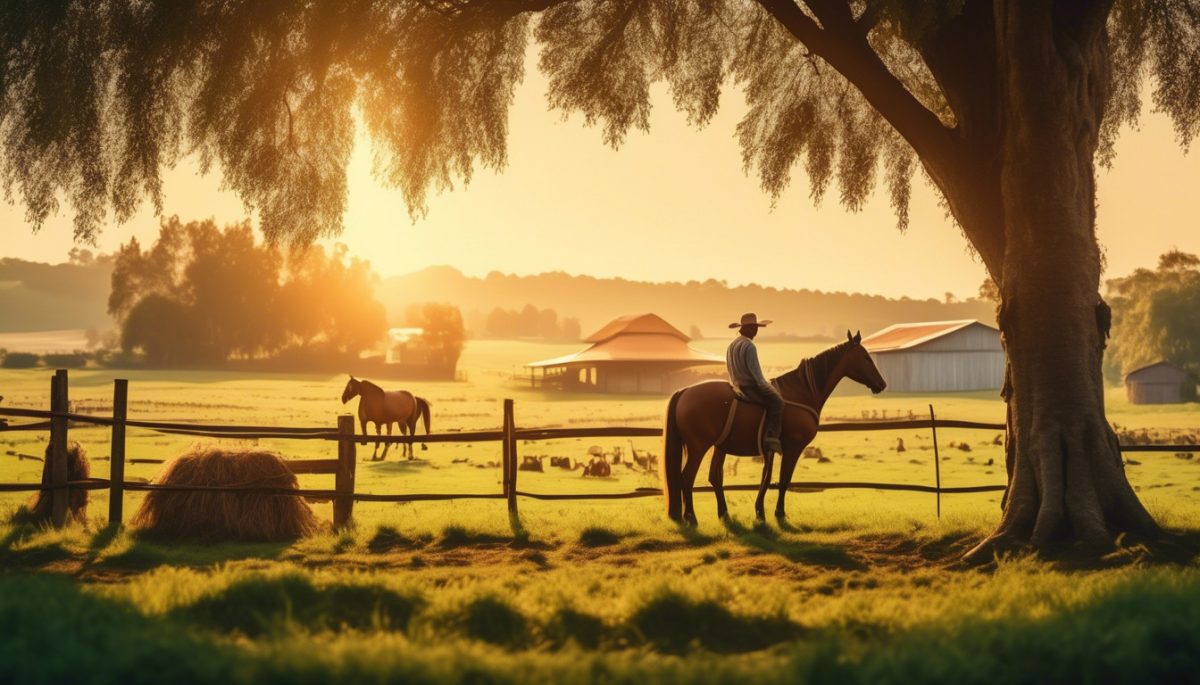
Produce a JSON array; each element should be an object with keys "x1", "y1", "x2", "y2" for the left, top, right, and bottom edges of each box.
[
  {"x1": 583, "y1": 313, "x2": 689, "y2": 344},
  {"x1": 861, "y1": 320, "x2": 991, "y2": 353},
  {"x1": 1124, "y1": 361, "x2": 1191, "y2": 381},
  {"x1": 528, "y1": 314, "x2": 721, "y2": 369}
]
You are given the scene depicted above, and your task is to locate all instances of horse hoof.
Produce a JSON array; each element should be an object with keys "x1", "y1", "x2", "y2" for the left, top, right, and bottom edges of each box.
[
  {"x1": 775, "y1": 511, "x2": 787, "y2": 521},
  {"x1": 755, "y1": 511, "x2": 766, "y2": 522}
]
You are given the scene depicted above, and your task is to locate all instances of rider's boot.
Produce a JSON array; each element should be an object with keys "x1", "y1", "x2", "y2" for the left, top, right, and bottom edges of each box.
[{"x1": 763, "y1": 437, "x2": 782, "y2": 460}]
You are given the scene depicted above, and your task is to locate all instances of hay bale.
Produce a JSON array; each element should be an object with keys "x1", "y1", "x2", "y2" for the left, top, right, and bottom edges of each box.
[
  {"x1": 25, "y1": 440, "x2": 90, "y2": 523},
  {"x1": 131, "y1": 444, "x2": 320, "y2": 541}
]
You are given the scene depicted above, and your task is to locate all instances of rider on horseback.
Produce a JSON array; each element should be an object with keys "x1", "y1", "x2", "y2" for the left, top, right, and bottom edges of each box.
[{"x1": 726, "y1": 312, "x2": 784, "y2": 459}]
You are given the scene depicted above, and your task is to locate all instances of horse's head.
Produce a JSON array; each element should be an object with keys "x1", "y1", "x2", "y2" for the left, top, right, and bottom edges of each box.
[
  {"x1": 341, "y1": 376, "x2": 359, "y2": 404},
  {"x1": 842, "y1": 330, "x2": 887, "y2": 394}
]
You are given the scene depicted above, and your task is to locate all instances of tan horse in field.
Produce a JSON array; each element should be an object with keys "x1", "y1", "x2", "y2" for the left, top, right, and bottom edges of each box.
[
  {"x1": 341, "y1": 376, "x2": 432, "y2": 460},
  {"x1": 661, "y1": 332, "x2": 887, "y2": 525}
]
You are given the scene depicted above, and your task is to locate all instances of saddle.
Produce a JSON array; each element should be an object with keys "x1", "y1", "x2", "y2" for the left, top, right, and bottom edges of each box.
[{"x1": 719, "y1": 382, "x2": 819, "y2": 456}]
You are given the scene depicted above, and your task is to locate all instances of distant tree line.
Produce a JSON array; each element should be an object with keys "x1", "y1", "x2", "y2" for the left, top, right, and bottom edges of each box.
[
  {"x1": 110, "y1": 217, "x2": 387, "y2": 367},
  {"x1": 473, "y1": 305, "x2": 581, "y2": 341},
  {"x1": 1105, "y1": 250, "x2": 1200, "y2": 384},
  {"x1": 400, "y1": 303, "x2": 467, "y2": 372}
]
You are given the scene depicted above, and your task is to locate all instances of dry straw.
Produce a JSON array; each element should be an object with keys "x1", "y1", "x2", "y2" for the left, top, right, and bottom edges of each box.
[
  {"x1": 26, "y1": 440, "x2": 90, "y2": 523},
  {"x1": 131, "y1": 444, "x2": 321, "y2": 541}
]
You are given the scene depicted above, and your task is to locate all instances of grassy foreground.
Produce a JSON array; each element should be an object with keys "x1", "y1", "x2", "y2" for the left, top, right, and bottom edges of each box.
[
  {"x1": 2, "y1": 507, "x2": 1199, "y2": 684},
  {"x1": 2, "y1": 340, "x2": 1199, "y2": 683}
]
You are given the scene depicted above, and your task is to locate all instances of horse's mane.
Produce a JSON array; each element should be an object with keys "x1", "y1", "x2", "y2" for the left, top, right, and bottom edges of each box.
[
  {"x1": 776, "y1": 340, "x2": 855, "y2": 394},
  {"x1": 358, "y1": 379, "x2": 385, "y2": 395}
]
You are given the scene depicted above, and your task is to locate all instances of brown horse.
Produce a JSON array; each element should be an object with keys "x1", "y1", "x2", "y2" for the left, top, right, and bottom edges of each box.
[
  {"x1": 341, "y1": 376, "x2": 432, "y2": 460},
  {"x1": 661, "y1": 331, "x2": 887, "y2": 525}
]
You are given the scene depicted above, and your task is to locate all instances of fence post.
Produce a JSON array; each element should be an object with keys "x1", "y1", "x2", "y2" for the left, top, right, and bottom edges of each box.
[
  {"x1": 929, "y1": 404, "x2": 941, "y2": 520},
  {"x1": 335, "y1": 414, "x2": 357, "y2": 528},
  {"x1": 108, "y1": 379, "x2": 128, "y2": 526},
  {"x1": 501, "y1": 401, "x2": 511, "y2": 498},
  {"x1": 504, "y1": 399, "x2": 517, "y2": 513},
  {"x1": 49, "y1": 369, "x2": 69, "y2": 527}
]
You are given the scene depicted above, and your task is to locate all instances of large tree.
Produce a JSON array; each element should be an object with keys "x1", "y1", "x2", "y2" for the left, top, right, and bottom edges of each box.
[{"x1": 3, "y1": 0, "x2": 1199, "y2": 557}]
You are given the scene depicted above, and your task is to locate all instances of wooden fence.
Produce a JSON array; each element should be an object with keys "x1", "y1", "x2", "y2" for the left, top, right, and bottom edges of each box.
[{"x1": 1, "y1": 370, "x2": 1196, "y2": 530}]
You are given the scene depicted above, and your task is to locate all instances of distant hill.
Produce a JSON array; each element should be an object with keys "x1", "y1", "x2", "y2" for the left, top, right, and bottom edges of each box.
[
  {"x1": 0, "y1": 256, "x2": 113, "y2": 333},
  {"x1": 0, "y1": 258, "x2": 997, "y2": 341},
  {"x1": 378, "y1": 266, "x2": 997, "y2": 339}
]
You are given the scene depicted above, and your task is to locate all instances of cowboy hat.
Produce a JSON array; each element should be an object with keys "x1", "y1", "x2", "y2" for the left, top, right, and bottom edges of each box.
[{"x1": 728, "y1": 312, "x2": 773, "y2": 329}]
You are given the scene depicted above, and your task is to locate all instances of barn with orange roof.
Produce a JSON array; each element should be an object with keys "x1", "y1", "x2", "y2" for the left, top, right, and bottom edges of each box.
[
  {"x1": 861, "y1": 319, "x2": 1004, "y2": 393},
  {"x1": 526, "y1": 313, "x2": 724, "y2": 393}
]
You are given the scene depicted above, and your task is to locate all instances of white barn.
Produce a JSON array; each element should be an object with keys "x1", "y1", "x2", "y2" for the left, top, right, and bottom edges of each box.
[{"x1": 862, "y1": 320, "x2": 1004, "y2": 393}]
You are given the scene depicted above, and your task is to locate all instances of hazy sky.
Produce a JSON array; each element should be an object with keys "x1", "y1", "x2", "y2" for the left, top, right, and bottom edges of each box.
[{"x1": 2, "y1": 59, "x2": 1197, "y2": 301}]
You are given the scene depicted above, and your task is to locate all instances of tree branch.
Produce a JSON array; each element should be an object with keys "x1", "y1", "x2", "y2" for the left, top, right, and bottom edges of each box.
[
  {"x1": 1053, "y1": 0, "x2": 1118, "y2": 45},
  {"x1": 754, "y1": 0, "x2": 963, "y2": 177}
]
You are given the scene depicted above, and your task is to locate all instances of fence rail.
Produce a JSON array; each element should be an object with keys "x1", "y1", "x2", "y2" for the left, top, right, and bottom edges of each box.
[{"x1": 0, "y1": 370, "x2": 1195, "y2": 529}]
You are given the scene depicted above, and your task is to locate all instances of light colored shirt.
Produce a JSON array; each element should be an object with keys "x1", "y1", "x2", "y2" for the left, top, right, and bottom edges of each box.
[{"x1": 727, "y1": 335, "x2": 769, "y2": 387}]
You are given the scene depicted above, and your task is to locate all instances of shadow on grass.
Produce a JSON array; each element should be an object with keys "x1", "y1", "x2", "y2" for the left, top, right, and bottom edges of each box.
[
  {"x1": 172, "y1": 574, "x2": 424, "y2": 637},
  {"x1": 628, "y1": 589, "x2": 805, "y2": 654},
  {"x1": 98, "y1": 535, "x2": 292, "y2": 572},
  {"x1": 578, "y1": 525, "x2": 623, "y2": 548},
  {"x1": 436, "y1": 524, "x2": 512, "y2": 549},
  {"x1": 361, "y1": 458, "x2": 437, "y2": 473},
  {"x1": 0, "y1": 520, "x2": 75, "y2": 568},
  {"x1": 722, "y1": 517, "x2": 862, "y2": 569},
  {"x1": 366, "y1": 525, "x2": 425, "y2": 554},
  {"x1": 83, "y1": 522, "x2": 124, "y2": 565},
  {"x1": 456, "y1": 594, "x2": 529, "y2": 648}
]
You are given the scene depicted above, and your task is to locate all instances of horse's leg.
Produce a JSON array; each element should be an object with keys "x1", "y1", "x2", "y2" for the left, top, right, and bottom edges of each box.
[
  {"x1": 755, "y1": 451, "x2": 775, "y2": 521},
  {"x1": 680, "y1": 440, "x2": 708, "y2": 526},
  {"x1": 359, "y1": 418, "x2": 369, "y2": 447},
  {"x1": 408, "y1": 415, "x2": 417, "y2": 459},
  {"x1": 400, "y1": 421, "x2": 412, "y2": 459},
  {"x1": 382, "y1": 422, "x2": 393, "y2": 460},
  {"x1": 775, "y1": 449, "x2": 803, "y2": 520},
  {"x1": 373, "y1": 422, "x2": 383, "y2": 460},
  {"x1": 708, "y1": 448, "x2": 729, "y2": 521}
]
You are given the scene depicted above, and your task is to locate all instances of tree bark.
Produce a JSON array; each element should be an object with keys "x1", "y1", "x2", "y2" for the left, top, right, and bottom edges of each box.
[{"x1": 964, "y1": 2, "x2": 1166, "y2": 561}]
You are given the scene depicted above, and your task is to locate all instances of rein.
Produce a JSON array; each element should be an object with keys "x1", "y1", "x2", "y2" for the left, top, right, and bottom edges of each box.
[{"x1": 772, "y1": 341, "x2": 855, "y2": 421}]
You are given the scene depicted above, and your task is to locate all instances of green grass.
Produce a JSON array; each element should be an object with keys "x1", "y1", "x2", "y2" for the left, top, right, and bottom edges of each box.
[{"x1": 1, "y1": 340, "x2": 1199, "y2": 682}]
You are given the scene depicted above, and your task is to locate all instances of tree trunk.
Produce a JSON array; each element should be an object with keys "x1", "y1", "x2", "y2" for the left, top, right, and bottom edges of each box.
[{"x1": 964, "y1": 4, "x2": 1167, "y2": 561}]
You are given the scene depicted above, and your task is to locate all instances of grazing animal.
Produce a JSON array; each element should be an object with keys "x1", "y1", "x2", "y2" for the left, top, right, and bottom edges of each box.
[
  {"x1": 550, "y1": 456, "x2": 581, "y2": 470},
  {"x1": 341, "y1": 376, "x2": 432, "y2": 460},
  {"x1": 582, "y1": 456, "x2": 611, "y2": 477},
  {"x1": 631, "y1": 451, "x2": 658, "y2": 472},
  {"x1": 661, "y1": 331, "x2": 887, "y2": 524}
]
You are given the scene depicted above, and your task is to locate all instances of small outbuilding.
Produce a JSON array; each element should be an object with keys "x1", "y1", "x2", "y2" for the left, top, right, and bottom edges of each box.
[
  {"x1": 862, "y1": 319, "x2": 1004, "y2": 393},
  {"x1": 526, "y1": 313, "x2": 723, "y2": 393},
  {"x1": 1124, "y1": 361, "x2": 1196, "y2": 405},
  {"x1": 386, "y1": 328, "x2": 425, "y2": 365}
]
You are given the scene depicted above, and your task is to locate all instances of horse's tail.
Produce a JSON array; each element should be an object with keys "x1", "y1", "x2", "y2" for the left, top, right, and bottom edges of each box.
[
  {"x1": 416, "y1": 397, "x2": 432, "y2": 435},
  {"x1": 661, "y1": 388, "x2": 686, "y2": 522}
]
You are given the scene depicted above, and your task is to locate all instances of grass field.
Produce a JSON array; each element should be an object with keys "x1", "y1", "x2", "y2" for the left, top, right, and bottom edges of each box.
[{"x1": 2, "y1": 339, "x2": 1199, "y2": 683}]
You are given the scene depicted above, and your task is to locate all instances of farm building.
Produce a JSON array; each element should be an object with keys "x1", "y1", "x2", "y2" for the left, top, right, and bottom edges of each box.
[
  {"x1": 385, "y1": 328, "x2": 425, "y2": 365},
  {"x1": 861, "y1": 319, "x2": 1004, "y2": 393},
  {"x1": 526, "y1": 313, "x2": 723, "y2": 393},
  {"x1": 1124, "y1": 361, "x2": 1196, "y2": 404}
]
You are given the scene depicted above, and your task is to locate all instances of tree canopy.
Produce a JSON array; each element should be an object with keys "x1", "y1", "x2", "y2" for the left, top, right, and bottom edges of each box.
[
  {"x1": 406, "y1": 302, "x2": 467, "y2": 371},
  {"x1": 6, "y1": 0, "x2": 1198, "y2": 258},
  {"x1": 112, "y1": 217, "x2": 387, "y2": 366},
  {"x1": 1105, "y1": 249, "x2": 1200, "y2": 383}
]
